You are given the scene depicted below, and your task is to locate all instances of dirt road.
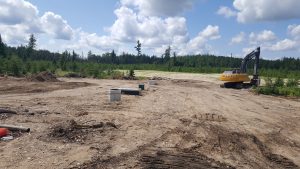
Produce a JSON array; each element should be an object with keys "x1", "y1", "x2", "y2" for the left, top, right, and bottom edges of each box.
[{"x1": 0, "y1": 73, "x2": 299, "y2": 169}]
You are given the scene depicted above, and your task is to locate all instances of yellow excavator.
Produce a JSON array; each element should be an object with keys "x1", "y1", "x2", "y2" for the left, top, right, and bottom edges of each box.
[{"x1": 220, "y1": 47, "x2": 260, "y2": 88}]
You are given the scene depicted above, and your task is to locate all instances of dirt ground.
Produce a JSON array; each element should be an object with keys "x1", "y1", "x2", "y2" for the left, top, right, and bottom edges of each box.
[{"x1": 0, "y1": 72, "x2": 299, "y2": 169}]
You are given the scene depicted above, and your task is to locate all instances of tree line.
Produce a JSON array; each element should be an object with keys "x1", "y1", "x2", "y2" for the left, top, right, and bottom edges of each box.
[{"x1": 0, "y1": 34, "x2": 300, "y2": 78}]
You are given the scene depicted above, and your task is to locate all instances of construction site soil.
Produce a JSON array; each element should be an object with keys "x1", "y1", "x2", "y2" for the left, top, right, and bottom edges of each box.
[{"x1": 0, "y1": 74, "x2": 299, "y2": 169}]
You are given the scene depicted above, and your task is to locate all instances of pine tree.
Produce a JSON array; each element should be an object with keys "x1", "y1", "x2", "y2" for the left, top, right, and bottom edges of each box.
[
  {"x1": 135, "y1": 40, "x2": 141, "y2": 57},
  {"x1": 28, "y1": 34, "x2": 37, "y2": 50},
  {"x1": 26, "y1": 34, "x2": 37, "y2": 60},
  {"x1": 72, "y1": 50, "x2": 77, "y2": 62},
  {"x1": 60, "y1": 50, "x2": 68, "y2": 71},
  {"x1": 0, "y1": 34, "x2": 6, "y2": 57},
  {"x1": 164, "y1": 46, "x2": 171, "y2": 63},
  {"x1": 173, "y1": 52, "x2": 177, "y2": 66},
  {"x1": 111, "y1": 50, "x2": 117, "y2": 64}
]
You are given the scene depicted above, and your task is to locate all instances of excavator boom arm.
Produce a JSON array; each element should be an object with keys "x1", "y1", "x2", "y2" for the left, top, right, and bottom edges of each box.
[{"x1": 240, "y1": 47, "x2": 260, "y2": 75}]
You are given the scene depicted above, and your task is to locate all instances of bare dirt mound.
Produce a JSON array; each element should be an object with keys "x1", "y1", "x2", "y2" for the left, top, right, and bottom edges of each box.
[
  {"x1": 196, "y1": 124, "x2": 300, "y2": 169},
  {"x1": 69, "y1": 122, "x2": 299, "y2": 169},
  {"x1": 46, "y1": 120, "x2": 117, "y2": 144},
  {"x1": 28, "y1": 71, "x2": 59, "y2": 82}
]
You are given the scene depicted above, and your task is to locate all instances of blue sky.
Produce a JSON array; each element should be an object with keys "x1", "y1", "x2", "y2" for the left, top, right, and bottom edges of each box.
[{"x1": 1, "y1": 0, "x2": 300, "y2": 59}]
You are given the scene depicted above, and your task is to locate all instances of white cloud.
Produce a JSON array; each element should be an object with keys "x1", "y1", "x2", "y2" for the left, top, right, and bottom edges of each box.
[
  {"x1": 199, "y1": 25, "x2": 220, "y2": 40},
  {"x1": 108, "y1": 6, "x2": 189, "y2": 50},
  {"x1": 231, "y1": 32, "x2": 245, "y2": 44},
  {"x1": 288, "y1": 24, "x2": 300, "y2": 40},
  {"x1": 0, "y1": 0, "x2": 38, "y2": 25},
  {"x1": 121, "y1": 0, "x2": 196, "y2": 17},
  {"x1": 0, "y1": 0, "x2": 42, "y2": 45},
  {"x1": 63, "y1": 30, "x2": 119, "y2": 54},
  {"x1": 233, "y1": 0, "x2": 300, "y2": 23},
  {"x1": 269, "y1": 39, "x2": 298, "y2": 51},
  {"x1": 217, "y1": 6, "x2": 237, "y2": 18},
  {"x1": 0, "y1": 24, "x2": 31, "y2": 45},
  {"x1": 40, "y1": 12, "x2": 74, "y2": 40},
  {"x1": 249, "y1": 30, "x2": 277, "y2": 45},
  {"x1": 0, "y1": 0, "x2": 75, "y2": 45},
  {"x1": 179, "y1": 25, "x2": 220, "y2": 55},
  {"x1": 66, "y1": 5, "x2": 220, "y2": 55},
  {"x1": 80, "y1": 33, "x2": 118, "y2": 50}
]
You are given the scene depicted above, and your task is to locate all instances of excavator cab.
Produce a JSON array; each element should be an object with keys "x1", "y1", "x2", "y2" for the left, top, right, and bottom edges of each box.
[{"x1": 220, "y1": 47, "x2": 260, "y2": 89}]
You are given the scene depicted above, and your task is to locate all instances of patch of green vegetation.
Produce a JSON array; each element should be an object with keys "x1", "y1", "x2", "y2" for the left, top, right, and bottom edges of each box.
[{"x1": 255, "y1": 77, "x2": 300, "y2": 97}]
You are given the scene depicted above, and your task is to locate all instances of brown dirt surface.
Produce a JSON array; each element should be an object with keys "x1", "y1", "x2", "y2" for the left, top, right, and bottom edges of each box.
[
  {"x1": 0, "y1": 77, "x2": 92, "y2": 95},
  {"x1": 27, "y1": 71, "x2": 60, "y2": 82},
  {"x1": 0, "y1": 73, "x2": 299, "y2": 169}
]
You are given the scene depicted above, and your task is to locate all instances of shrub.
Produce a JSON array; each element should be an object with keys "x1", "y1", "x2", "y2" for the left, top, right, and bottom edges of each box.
[
  {"x1": 286, "y1": 79, "x2": 299, "y2": 87},
  {"x1": 256, "y1": 77, "x2": 300, "y2": 97},
  {"x1": 264, "y1": 77, "x2": 273, "y2": 87},
  {"x1": 109, "y1": 70, "x2": 125, "y2": 79},
  {"x1": 129, "y1": 69, "x2": 135, "y2": 78},
  {"x1": 9, "y1": 55, "x2": 23, "y2": 76},
  {"x1": 274, "y1": 77, "x2": 284, "y2": 87}
]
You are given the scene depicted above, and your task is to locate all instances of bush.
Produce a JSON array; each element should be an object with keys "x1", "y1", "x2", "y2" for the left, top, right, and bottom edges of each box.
[
  {"x1": 274, "y1": 77, "x2": 284, "y2": 87},
  {"x1": 264, "y1": 77, "x2": 273, "y2": 87},
  {"x1": 256, "y1": 77, "x2": 300, "y2": 97},
  {"x1": 286, "y1": 79, "x2": 299, "y2": 87},
  {"x1": 9, "y1": 56, "x2": 23, "y2": 76},
  {"x1": 109, "y1": 70, "x2": 125, "y2": 79},
  {"x1": 129, "y1": 69, "x2": 135, "y2": 78}
]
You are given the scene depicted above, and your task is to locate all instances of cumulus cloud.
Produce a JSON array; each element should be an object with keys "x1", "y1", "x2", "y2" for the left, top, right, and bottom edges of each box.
[
  {"x1": 178, "y1": 25, "x2": 220, "y2": 55},
  {"x1": 63, "y1": 30, "x2": 119, "y2": 54},
  {"x1": 0, "y1": 24, "x2": 31, "y2": 45},
  {"x1": 217, "y1": 6, "x2": 237, "y2": 18},
  {"x1": 106, "y1": 5, "x2": 220, "y2": 55},
  {"x1": 233, "y1": 0, "x2": 300, "y2": 23},
  {"x1": 288, "y1": 24, "x2": 300, "y2": 40},
  {"x1": 249, "y1": 30, "x2": 277, "y2": 45},
  {"x1": 0, "y1": 0, "x2": 220, "y2": 55},
  {"x1": 40, "y1": 12, "x2": 74, "y2": 40},
  {"x1": 0, "y1": 0, "x2": 42, "y2": 44},
  {"x1": 0, "y1": 0, "x2": 75, "y2": 45},
  {"x1": 121, "y1": 0, "x2": 196, "y2": 17},
  {"x1": 269, "y1": 39, "x2": 298, "y2": 51},
  {"x1": 199, "y1": 25, "x2": 220, "y2": 40},
  {"x1": 0, "y1": 0, "x2": 38, "y2": 25},
  {"x1": 108, "y1": 6, "x2": 189, "y2": 49},
  {"x1": 231, "y1": 32, "x2": 245, "y2": 44},
  {"x1": 65, "y1": 4, "x2": 219, "y2": 55}
]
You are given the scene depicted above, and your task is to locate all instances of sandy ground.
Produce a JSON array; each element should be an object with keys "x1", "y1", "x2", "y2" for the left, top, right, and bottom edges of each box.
[{"x1": 0, "y1": 72, "x2": 299, "y2": 169}]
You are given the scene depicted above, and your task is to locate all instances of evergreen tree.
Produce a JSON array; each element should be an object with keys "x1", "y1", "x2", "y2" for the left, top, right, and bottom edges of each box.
[
  {"x1": 0, "y1": 34, "x2": 6, "y2": 57},
  {"x1": 173, "y1": 52, "x2": 177, "y2": 66},
  {"x1": 26, "y1": 34, "x2": 37, "y2": 60},
  {"x1": 72, "y1": 50, "x2": 77, "y2": 62},
  {"x1": 28, "y1": 34, "x2": 37, "y2": 50},
  {"x1": 60, "y1": 50, "x2": 68, "y2": 71},
  {"x1": 10, "y1": 55, "x2": 22, "y2": 76},
  {"x1": 164, "y1": 46, "x2": 171, "y2": 63},
  {"x1": 87, "y1": 50, "x2": 92, "y2": 58},
  {"x1": 111, "y1": 50, "x2": 117, "y2": 64},
  {"x1": 135, "y1": 40, "x2": 142, "y2": 56}
]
